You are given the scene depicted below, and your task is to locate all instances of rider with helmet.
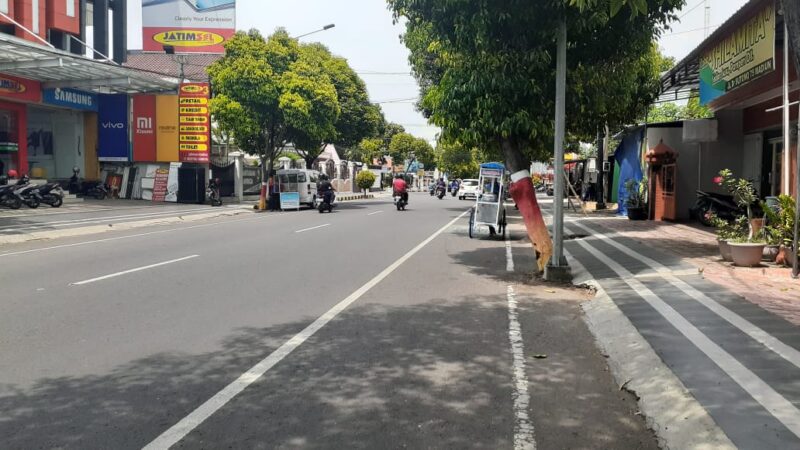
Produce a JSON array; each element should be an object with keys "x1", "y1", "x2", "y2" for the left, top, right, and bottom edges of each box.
[{"x1": 318, "y1": 173, "x2": 335, "y2": 205}]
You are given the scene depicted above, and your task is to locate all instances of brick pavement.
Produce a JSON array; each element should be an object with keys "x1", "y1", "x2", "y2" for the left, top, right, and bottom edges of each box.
[{"x1": 580, "y1": 211, "x2": 800, "y2": 325}]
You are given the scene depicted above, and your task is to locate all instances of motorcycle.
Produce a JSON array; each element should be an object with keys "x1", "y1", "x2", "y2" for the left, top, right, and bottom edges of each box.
[
  {"x1": 207, "y1": 178, "x2": 222, "y2": 207},
  {"x1": 394, "y1": 192, "x2": 408, "y2": 211},
  {"x1": 32, "y1": 182, "x2": 64, "y2": 208},
  {"x1": 318, "y1": 190, "x2": 335, "y2": 213},
  {"x1": 12, "y1": 176, "x2": 40, "y2": 208},
  {"x1": 436, "y1": 185, "x2": 446, "y2": 199},
  {"x1": 0, "y1": 181, "x2": 22, "y2": 209},
  {"x1": 691, "y1": 190, "x2": 741, "y2": 226}
]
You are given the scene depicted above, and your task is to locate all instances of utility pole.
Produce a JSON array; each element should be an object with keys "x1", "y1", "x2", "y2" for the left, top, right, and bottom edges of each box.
[
  {"x1": 596, "y1": 128, "x2": 606, "y2": 210},
  {"x1": 545, "y1": 20, "x2": 571, "y2": 282},
  {"x1": 704, "y1": 0, "x2": 711, "y2": 39}
]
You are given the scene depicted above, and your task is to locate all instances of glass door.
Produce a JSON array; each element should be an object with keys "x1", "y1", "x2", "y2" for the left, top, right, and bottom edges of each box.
[{"x1": 769, "y1": 139, "x2": 783, "y2": 196}]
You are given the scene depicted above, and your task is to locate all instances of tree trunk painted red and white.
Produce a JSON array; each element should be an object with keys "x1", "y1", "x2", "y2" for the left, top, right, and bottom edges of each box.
[{"x1": 501, "y1": 138, "x2": 553, "y2": 272}]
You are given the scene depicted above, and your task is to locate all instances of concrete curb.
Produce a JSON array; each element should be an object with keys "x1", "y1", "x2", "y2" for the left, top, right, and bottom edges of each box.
[
  {"x1": 568, "y1": 250, "x2": 735, "y2": 450},
  {"x1": 0, "y1": 209, "x2": 250, "y2": 246}
]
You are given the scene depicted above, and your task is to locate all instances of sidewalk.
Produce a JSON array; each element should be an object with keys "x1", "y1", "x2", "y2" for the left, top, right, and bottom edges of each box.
[
  {"x1": 577, "y1": 207, "x2": 800, "y2": 326},
  {"x1": 539, "y1": 198, "x2": 800, "y2": 448}
]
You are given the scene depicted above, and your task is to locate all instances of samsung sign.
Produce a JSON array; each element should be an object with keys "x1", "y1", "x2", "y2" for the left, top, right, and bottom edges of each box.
[{"x1": 43, "y1": 88, "x2": 99, "y2": 112}]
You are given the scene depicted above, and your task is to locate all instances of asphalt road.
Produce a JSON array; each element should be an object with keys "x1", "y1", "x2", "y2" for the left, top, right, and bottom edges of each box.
[{"x1": 0, "y1": 193, "x2": 655, "y2": 449}]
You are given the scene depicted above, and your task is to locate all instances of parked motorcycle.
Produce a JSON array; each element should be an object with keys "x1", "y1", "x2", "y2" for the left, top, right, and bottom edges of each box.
[
  {"x1": 318, "y1": 190, "x2": 335, "y2": 213},
  {"x1": 691, "y1": 190, "x2": 740, "y2": 226},
  {"x1": 0, "y1": 181, "x2": 22, "y2": 209},
  {"x1": 13, "y1": 175, "x2": 40, "y2": 208},
  {"x1": 32, "y1": 182, "x2": 64, "y2": 208},
  {"x1": 207, "y1": 178, "x2": 222, "y2": 207}
]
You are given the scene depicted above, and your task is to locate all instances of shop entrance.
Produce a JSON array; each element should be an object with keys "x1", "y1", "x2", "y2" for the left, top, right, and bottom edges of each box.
[{"x1": 27, "y1": 107, "x2": 85, "y2": 180}]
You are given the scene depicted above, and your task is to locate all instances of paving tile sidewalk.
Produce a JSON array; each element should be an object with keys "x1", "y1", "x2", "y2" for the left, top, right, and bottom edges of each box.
[{"x1": 575, "y1": 210, "x2": 800, "y2": 325}]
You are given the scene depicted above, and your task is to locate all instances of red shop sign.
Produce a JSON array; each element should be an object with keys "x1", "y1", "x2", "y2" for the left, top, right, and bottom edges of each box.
[{"x1": 0, "y1": 74, "x2": 42, "y2": 103}]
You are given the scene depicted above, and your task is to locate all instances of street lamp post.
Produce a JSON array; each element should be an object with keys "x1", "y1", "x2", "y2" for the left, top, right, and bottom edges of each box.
[{"x1": 294, "y1": 24, "x2": 336, "y2": 39}]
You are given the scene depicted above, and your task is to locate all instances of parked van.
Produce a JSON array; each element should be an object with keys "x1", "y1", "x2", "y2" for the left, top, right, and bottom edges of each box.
[{"x1": 276, "y1": 168, "x2": 321, "y2": 209}]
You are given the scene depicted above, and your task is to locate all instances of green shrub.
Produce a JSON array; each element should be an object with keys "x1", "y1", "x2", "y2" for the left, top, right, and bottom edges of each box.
[{"x1": 356, "y1": 170, "x2": 377, "y2": 195}]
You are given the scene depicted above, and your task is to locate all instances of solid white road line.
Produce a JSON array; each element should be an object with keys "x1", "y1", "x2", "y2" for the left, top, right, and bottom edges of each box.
[
  {"x1": 569, "y1": 234, "x2": 800, "y2": 439},
  {"x1": 0, "y1": 215, "x2": 270, "y2": 258},
  {"x1": 506, "y1": 237, "x2": 515, "y2": 272},
  {"x1": 294, "y1": 224, "x2": 331, "y2": 233},
  {"x1": 71, "y1": 255, "x2": 199, "y2": 286},
  {"x1": 367, "y1": 211, "x2": 384, "y2": 216},
  {"x1": 142, "y1": 209, "x2": 470, "y2": 450},
  {"x1": 507, "y1": 285, "x2": 536, "y2": 450},
  {"x1": 0, "y1": 208, "x2": 224, "y2": 232},
  {"x1": 565, "y1": 220, "x2": 800, "y2": 371}
]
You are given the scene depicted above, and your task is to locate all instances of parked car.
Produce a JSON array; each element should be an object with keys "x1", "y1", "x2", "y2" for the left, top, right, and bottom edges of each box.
[
  {"x1": 276, "y1": 168, "x2": 321, "y2": 208},
  {"x1": 457, "y1": 179, "x2": 480, "y2": 200}
]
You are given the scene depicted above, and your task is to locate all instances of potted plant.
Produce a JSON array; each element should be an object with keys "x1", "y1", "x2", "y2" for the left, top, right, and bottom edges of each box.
[
  {"x1": 716, "y1": 170, "x2": 765, "y2": 267},
  {"x1": 762, "y1": 225, "x2": 782, "y2": 262},
  {"x1": 624, "y1": 177, "x2": 648, "y2": 220},
  {"x1": 708, "y1": 212, "x2": 745, "y2": 262},
  {"x1": 765, "y1": 195, "x2": 797, "y2": 267}
]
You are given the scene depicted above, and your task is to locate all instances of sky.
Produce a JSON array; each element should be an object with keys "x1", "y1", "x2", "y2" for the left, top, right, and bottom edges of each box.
[{"x1": 125, "y1": 0, "x2": 751, "y2": 146}]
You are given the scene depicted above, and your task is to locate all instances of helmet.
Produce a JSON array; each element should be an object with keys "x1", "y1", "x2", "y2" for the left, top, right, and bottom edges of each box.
[
  {"x1": 395, "y1": 173, "x2": 404, "y2": 179},
  {"x1": 319, "y1": 174, "x2": 329, "y2": 181},
  {"x1": 7, "y1": 169, "x2": 18, "y2": 178}
]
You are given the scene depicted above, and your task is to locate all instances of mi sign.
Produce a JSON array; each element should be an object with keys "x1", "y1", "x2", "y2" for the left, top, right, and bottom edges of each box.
[{"x1": 98, "y1": 94, "x2": 129, "y2": 161}]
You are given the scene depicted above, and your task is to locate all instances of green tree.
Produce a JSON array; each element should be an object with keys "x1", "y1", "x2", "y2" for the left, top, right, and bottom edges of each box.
[
  {"x1": 437, "y1": 140, "x2": 479, "y2": 179},
  {"x1": 647, "y1": 95, "x2": 713, "y2": 123},
  {"x1": 387, "y1": 0, "x2": 683, "y2": 270},
  {"x1": 293, "y1": 43, "x2": 383, "y2": 168},
  {"x1": 356, "y1": 170, "x2": 377, "y2": 196},
  {"x1": 208, "y1": 29, "x2": 339, "y2": 209},
  {"x1": 349, "y1": 137, "x2": 383, "y2": 164},
  {"x1": 388, "y1": 132, "x2": 435, "y2": 169}
]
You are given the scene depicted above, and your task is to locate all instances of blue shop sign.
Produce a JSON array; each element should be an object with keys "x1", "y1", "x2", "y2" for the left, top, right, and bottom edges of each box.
[
  {"x1": 43, "y1": 88, "x2": 99, "y2": 112},
  {"x1": 97, "y1": 94, "x2": 130, "y2": 162}
]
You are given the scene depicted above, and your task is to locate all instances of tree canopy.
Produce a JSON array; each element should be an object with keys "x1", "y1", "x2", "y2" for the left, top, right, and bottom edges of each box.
[
  {"x1": 388, "y1": 0, "x2": 684, "y2": 167},
  {"x1": 388, "y1": 132, "x2": 435, "y2": 169},
  {"x1": 293, "y1": 43, "x2": 383, "y2": 168}
]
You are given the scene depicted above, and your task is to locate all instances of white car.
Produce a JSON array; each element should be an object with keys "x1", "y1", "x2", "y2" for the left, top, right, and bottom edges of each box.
[{"x1": 457, "y1": 179, "x2": 480, "y2": 200}]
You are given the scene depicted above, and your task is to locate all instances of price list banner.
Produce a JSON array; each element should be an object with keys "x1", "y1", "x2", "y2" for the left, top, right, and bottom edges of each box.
[{"x1": 178, "y1": 82, "x2": 211, "y2": 163}]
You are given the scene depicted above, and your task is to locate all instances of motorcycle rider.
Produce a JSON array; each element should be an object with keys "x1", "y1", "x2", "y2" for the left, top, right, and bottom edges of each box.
[
  {"x1": 318, "y1": 173, "x2": 335, "y2": 205},
  {"x1": 393, "y1": 173, "x2": 408, "y2": 204}
]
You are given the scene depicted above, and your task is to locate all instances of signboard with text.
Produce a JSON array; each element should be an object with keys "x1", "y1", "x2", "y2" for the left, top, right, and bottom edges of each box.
[
  {"x1": 97, "y1": 94, "x2": 129, "y2": 161},
  {"x1": 133, "y1": 95, "x2": 158, "y2": 161},
  {"x1": 0, "y1": 74, "x2": 41, "y2": 103},
  {"x1": 280, "y1": 192, "x2": 301, "y2": 210},
  {"x1": 43, "y1": 88, "x2": 98, "y2": 111},
  {"x1": 699, "y1": 3, "x2": 775, "y2": 105},
  {"x1": 152, "y1": 168, "x2": 170, "y2": 202},
  {"x1": 178, "y1": 83, "x2": 210, "y2": 163},
  {"x1": 142, "y1": 0, "x2": 235, "y2": 53}
]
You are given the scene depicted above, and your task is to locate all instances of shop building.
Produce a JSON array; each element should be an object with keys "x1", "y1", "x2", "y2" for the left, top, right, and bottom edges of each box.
[{"x1": 628, "y1": 0, "x2": 798, "y2": 221}]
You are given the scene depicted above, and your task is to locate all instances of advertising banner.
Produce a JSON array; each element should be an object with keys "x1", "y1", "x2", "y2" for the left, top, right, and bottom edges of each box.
[
  {"x1": 156, "y1": 95, "x2": 179, "y2": 162},
  {"x1": 280, "y1": 192, "x2": 301, "y2": 210},
  {"x1": 700, "y1": 3, "x2": 775, "y2": 105},
  {"x1": 42, "y1": 88, "x2": 98, "y2": 111},
  {"x1": 133, "y1": 95, "x2": 158, "y2": 161},
  {"x1": 142, "y1": 0, "x2": 236, "y2": 53},
  {"x1": 0, "y1": 74, "x2": 42, "y2": 103},
  {"x1": 178, "y1": 82, "x2": 210, "y2": 163},
  {"x1": 152, "y1": 168, "x2": 170, "y2": 202},
  {"x1": 97, "y1": 94, "x2": 129, "y2": 161}
]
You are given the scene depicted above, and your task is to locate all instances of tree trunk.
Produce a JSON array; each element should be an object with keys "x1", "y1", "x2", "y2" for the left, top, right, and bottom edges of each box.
[{"x1": 501, "y1": 137, "x2": 553, "y2": 272}]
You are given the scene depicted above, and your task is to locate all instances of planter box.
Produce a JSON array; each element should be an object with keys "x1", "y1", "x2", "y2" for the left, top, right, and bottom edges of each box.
[
  {"x1": 762, "y1": 245, "x2": 780, "y2": 262},
  {"x1": 627, "y1": 207, "x2": 647, "y2": 221},
  {"x1": 718, "y1": 239, "x2": 732, "y2": 262},
  {"x1": 729, "y1": 242, "x2": 766, "y2": 267}
]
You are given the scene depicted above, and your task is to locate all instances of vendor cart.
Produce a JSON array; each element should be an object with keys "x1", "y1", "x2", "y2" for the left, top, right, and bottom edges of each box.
[{"x1": 468, "y1": 162, "x2": 508, "y2": 239}]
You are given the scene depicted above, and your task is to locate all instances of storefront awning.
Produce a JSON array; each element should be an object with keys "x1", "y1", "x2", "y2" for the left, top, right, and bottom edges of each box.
[{"x1": 0, "y1": 33, "x2": 179, "y2": 94}]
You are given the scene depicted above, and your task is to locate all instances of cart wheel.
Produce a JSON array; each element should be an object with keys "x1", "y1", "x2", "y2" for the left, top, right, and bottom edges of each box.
[
  {"x1": 468, "y1": 207, "x2": 475, "y2": 239},
  {"x1": 500, "y1": 209, "x2": 507, "y2": 240}
]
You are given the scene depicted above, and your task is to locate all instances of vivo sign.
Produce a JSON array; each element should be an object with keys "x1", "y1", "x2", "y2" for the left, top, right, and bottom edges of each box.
[{"x1": 98, "y1": 95, "x2": 129, "y2": 161}]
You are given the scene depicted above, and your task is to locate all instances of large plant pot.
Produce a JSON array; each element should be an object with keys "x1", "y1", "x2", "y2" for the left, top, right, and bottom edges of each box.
[
  {"x1": 718, "y1": 239, "x2": 733, "y2": 262},
  {"x1": 729, "y1": 242, "x2": 766, "y2": 267},
  {"x1": 627, "y1": 207, "x2": 647, "y2": 221},
  {"x1": 762, "y1": 244, "x2": 780, "y2": 262}
]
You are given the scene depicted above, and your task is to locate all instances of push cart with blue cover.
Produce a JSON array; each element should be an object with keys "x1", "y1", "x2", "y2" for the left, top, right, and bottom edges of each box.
[{"x1": 468, "y1": 162, "x2": 507, "y2": 239}]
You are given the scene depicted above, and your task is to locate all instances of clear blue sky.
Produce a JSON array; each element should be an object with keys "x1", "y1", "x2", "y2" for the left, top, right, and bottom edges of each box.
[{"x1": 127, "y1": 0, "x2": 751, "y2": 146}]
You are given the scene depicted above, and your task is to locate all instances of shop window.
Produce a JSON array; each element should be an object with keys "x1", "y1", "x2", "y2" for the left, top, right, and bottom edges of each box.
[
  {"x1": 66, "y1": 0, "x2": 75, "y2": 17},
  {"x1": 0, "y1": 109, "x2": 18, "y2": 174},
  {"x1": 0, "y1": 0, "x2": 8, "y2": 14}
]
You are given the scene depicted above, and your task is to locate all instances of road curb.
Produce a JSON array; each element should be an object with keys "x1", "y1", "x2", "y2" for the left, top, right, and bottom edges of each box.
[
  {"x1": 568, "y1": 250, "x2": 735, "y2": 450},
  {"x1": 0, "y1": 209, "x2": 250, "y2": 246}
]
